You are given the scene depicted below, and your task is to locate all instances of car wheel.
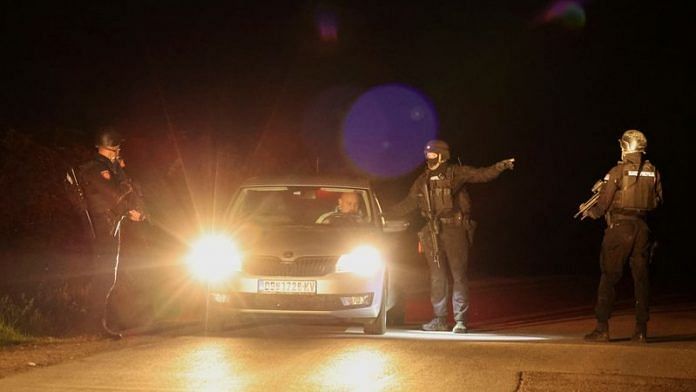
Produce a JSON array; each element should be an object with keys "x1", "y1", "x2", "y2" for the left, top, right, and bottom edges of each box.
[
  {"x1": 387, "y1": 295, "x2": 405, "y2": 326},
  {"x1": 364, "y1": 286, "x2": 387, "y2": 335},
  {"x1": 204, "y1": 299, "x2": 225, "y2": 334}
]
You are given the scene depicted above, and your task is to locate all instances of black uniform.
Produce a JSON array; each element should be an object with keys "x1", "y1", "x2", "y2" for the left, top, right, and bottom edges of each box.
[
  {"x1": 388, "y1": 162, "x2": 506, "y2": 323},
  {"x1": 586, "y1": 152, "x2": 663, "y2": 325},
  {"x1": 78, "y1": 153, "x2": 145, "y2": 332}
]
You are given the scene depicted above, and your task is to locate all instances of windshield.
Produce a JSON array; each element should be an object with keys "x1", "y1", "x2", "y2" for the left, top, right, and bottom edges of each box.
[{"x1": 231, "y1": 186, "x2": 373, "y2": 226}]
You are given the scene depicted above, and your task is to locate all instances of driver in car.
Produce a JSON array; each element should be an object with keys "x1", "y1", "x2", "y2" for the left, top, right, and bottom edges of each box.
[{"x1": 316, "y1": 191, "x2": 364, "y2": 224}]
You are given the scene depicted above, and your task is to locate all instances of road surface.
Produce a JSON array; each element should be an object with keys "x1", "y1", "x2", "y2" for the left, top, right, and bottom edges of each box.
[{"x1": 2, "y1": 308, "x2": 696, "y2": 391}]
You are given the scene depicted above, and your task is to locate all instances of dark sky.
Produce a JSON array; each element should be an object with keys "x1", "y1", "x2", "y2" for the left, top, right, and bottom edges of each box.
[{"x1": 1, "y1": 1, "x2": 690, "y2": 276}]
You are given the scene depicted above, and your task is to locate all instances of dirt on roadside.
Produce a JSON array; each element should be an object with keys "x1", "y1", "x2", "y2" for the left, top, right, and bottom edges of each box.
[{"x1": 0, "y1": 334, "x2": 165, "y2": 379}]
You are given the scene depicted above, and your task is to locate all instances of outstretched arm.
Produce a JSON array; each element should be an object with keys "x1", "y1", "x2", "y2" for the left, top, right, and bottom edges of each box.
[{"x1": 454, "y1": 158, "x2": 515, "y2": 184}]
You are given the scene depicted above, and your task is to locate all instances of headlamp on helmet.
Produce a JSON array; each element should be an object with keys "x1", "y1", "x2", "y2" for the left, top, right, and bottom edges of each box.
[
  {"x1": 424, "y1": 139, "x2": 450, "y2": 170},
  {"x1": 424, "y1": 139, "x2": 450, "y2": 160}
]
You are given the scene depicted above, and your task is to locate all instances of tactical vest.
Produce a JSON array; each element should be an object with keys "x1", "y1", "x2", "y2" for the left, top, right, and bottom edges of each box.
[
  {"x1": 427, "y1": 166, "x2": 456, "y2": 213},
  {"x1": 612, "y1": 160, "x2": 658, "y2": 212}
]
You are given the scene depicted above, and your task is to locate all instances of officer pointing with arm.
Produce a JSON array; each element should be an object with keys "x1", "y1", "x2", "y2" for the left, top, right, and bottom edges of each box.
[
  {"x1": 386, "y1": 139, "x2": 514, "y2": 333},
  {"x1": 583, "y1": 130, "x2": 663, "y2": 343}
]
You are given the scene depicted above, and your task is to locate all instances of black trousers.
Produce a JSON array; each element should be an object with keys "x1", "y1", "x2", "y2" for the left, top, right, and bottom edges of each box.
[
  {"x1": 421, "y1": 224, "x2": 471, "y2": 322},
  {"x1": 88, "y1": 214, "x2": 121, "y2": 328},
  {"x1": 594, "y1": 218, "x2": 652, "y2": 324}
]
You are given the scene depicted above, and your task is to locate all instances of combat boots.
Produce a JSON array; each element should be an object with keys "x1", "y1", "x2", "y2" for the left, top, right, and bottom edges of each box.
[
  {"x1": 584, "y1": 321, "x2": 609, "y2": 342},
  {"x1": 631, "y1": 323, "x2": 647, "y2": 343},
  {"x1": 422, "y1": 317, "x2": 449, "y2": 331},
  {"x1": 452, "y1": 321, "x2": 467, "y2": 334}
]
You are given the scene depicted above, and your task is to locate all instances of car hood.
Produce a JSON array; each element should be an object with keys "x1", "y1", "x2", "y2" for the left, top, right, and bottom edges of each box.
[{"x1": 237, "y1": 225, "x2": 384, "y2": 258}]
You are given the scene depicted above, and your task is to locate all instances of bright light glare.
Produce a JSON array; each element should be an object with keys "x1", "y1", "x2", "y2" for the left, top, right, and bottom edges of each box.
[
  {"x1": 186, "y1": 234, "x2": 241, "y2": 282},
  {"x1": 180, "y1": 342, "x2": 247, "y2": 391},
  {"x1": 336, "y1": 245, "x2": 384, "y2": 277},
  {"x1": 343, "y1": 327, "x2": 551, "y2": 341},
  {"x1": 311, "y1": 347, "x2": 396, "y2": 391}
]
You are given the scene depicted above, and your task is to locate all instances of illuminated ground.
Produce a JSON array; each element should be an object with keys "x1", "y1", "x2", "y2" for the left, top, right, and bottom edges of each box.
[{"x1": 1, "y1": 308, "x2": 695, "y2": 391}]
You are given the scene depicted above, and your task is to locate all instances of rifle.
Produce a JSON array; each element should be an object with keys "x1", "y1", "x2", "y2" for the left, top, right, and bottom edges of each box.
[
  {"x1": 109, "y1": 176, "x2": 148, "y2": 236},
  {"x1": 422, "y1": 179, "x2": 442, "y2": 268},
  {"x1": 66, "y1": 167, "x2": 96, "y2": 239},
  {"x1": 575, "y1": 179, "x2": 606, "y2": 220}
]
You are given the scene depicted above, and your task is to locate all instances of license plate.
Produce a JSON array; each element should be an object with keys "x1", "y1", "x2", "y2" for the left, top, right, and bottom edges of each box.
[{"x1": 258, "y1": 280, "x2": 317, "y2": 294}]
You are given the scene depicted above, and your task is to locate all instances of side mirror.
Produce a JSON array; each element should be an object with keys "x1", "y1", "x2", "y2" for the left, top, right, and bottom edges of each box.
[{"x1": 383, "y1": 219, "x2": 409, "y2": 233}]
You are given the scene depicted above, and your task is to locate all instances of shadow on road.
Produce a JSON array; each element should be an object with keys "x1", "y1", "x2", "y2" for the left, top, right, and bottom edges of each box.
[{"x1": 648, "y1": 334, "x2": 696, "y2": 344}]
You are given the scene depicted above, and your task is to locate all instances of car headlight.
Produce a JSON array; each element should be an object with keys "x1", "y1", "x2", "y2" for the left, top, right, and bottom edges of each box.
[
  {"x1": 336, "y1": 245, "x2": 384, "y2": 277},
  {"x1": 186, "y1": 234, "x2": 242, "y2": 283}
]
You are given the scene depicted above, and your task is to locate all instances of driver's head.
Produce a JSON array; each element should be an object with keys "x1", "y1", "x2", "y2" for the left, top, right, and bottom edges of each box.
[{"x1": 337, "y1": 192, "x2": 360, "y2": 214}]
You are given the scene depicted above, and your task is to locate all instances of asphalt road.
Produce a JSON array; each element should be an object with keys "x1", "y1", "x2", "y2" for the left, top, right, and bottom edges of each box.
[{"x1": 2, "y1": 311, "x2": 696, "y2": 391}]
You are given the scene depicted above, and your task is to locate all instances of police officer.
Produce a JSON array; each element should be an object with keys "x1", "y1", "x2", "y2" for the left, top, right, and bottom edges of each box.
[
  {"x1": 583, "y1": 130, "x2": 663, "y2": 343},
  {"x1": 78, "y1": 127, "x2": 146, "y2": 339},
  {"x1": 387, "y1": 140, "x2": 514, "y2": 333}
]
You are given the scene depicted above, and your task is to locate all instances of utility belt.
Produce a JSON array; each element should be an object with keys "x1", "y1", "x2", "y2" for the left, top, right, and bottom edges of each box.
[
  {"x1": 607, "y1": 210, "x2": 646, "y2": 228},
  {"x1": 610, "y1": 210, "x2": 646, "y2": 221},
  {"x1": 421, "y1": 209, "x2": 475, "y2": 227},
  {"x1": 433, "y1": 210, "x2": 477, "y2": 244},
  {"x1": 439, "y1": 211, "x2": 467, "y2": 226}
]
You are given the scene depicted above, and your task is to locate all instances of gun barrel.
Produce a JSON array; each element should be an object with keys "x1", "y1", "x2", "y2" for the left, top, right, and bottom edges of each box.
[{"x1": 575, "y1": 193, "x2": 601, "y2": 219}]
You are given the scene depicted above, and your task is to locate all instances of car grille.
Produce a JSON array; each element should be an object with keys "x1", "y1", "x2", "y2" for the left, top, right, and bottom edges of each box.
[
  {"x1": 228, "y1": 293, "x2": 373, "y2": 311},
  {"x1": 243, "y1": 256, "x2": 338, "y2": 277}
]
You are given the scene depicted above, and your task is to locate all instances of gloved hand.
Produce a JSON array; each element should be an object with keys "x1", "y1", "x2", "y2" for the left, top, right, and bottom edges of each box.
[
  {"x1": 128, "y1": 209, "x2": 146, "y2": 222},
  {"x1": 496, "y1": 158, "x2": 515, "y2": 171}
]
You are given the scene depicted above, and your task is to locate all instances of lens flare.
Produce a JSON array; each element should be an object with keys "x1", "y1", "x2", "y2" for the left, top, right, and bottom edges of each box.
[
  {"x1": 342, "y1": 84, "x2": 438, "y2": 178},
  {"x1": 541, "y1": 1, "x2": 586, "y2": 29},
  {"x1": 316, "y1": 10, "x2": 338, "y2": 42}
]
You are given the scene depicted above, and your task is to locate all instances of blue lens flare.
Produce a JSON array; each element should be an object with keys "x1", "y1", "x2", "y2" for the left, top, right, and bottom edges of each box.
[{"x1": 342, "y1": 84, "x2": 438, "y2": 178}]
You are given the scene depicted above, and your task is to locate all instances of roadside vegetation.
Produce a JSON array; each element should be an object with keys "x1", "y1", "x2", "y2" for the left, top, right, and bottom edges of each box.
[
  {"x1": 0, "y1": 282, "x2": 94, "y2": 345},
  {"x1": 0, "y1": 322, "x2": 30, "y2": 346},
  {"x1": 0, "y1": 295, "x2": 41, "y2": 346}
]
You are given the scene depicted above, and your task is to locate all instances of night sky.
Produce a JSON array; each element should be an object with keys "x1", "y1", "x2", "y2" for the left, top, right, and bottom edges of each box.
[{"x1": 1, "y1": 1, "x2": 690, "y2": 277}]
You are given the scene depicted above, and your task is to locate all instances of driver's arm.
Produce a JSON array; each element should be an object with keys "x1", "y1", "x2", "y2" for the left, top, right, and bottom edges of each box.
[{"x1": 315, "y1": 209, "x2": 336, "y2": 224}]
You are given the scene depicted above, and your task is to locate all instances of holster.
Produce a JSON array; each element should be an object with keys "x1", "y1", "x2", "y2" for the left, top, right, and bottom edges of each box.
[
  {"x1": 417, "y1": 226, "x2": 437, "y2": 249},
  {"x1": 417, "y1": 230, "x2": 426, "y2": 254}
]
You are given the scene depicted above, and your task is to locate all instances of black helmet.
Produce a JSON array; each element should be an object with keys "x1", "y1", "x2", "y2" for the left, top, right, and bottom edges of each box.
[
  {"x1": 424, "y1": 139, "x2": 450, "y2": 161},
  {"x1": 94, "y1": 127, "x2": 124, "y2": 149}
]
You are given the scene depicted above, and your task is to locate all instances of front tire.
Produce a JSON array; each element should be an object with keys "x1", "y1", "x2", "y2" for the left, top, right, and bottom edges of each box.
[
  {"x1": 387, "y1": 296, "x2": 405, "y2": 326},
  {"x1": 364, "y1": 286, "x2": 387, "y2": 335},
  {"x1": 204, "y1": 297, "x2": 225, "y2": 334}
]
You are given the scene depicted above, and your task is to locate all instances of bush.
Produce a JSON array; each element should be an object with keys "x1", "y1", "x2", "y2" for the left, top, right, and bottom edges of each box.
[
  {"x1": 0, "y1": 281, "x2": 96, "y2": 337},
  {"x1": 0, "y1": 294, "x2": 44, "y2": 338},
  {"x1": 0, "y1": 322, "x2": 30, "y2": 346}
]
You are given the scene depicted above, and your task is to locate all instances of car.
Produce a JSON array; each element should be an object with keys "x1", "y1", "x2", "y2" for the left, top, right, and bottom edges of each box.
[{"x1": 185, "y1": 176, "x2": 410, "y2": 335}]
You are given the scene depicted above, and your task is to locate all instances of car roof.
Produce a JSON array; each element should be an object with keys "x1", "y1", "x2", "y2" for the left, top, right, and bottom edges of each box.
[{"x1": 239, "y1": 175, "x2": 372, "y2": 189}]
